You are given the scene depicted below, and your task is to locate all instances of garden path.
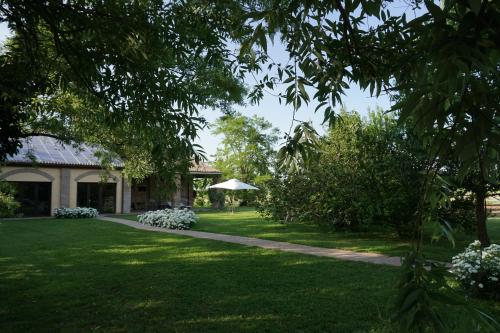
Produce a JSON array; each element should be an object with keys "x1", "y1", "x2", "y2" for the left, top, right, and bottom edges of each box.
[{"x1": 99, "y1": 216, "x2": 403, "y2": 266}]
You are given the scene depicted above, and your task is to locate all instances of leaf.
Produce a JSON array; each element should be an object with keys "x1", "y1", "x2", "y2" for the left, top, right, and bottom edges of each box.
[
  {"x1": 314, "y1": 101, "x2": 328, "y2": 112},
  {"x1": 398, "y1": 288, "x2": 424, "y2": 314},
  {"x1": 297, "y1": 80, "x2": 309, "y2": 102},
  {"x1": 362, "y1": 1, "x2": 381, "y2": 18},
  {"x1": 437, "y1": 218, "x2": 455, "y2": 248},
  {"x1": 425, "y1": 0, "x2": 445, "y2": 21},
  {"x1": 467, "y1": 0, "x2": 482, "y2": 15},
  {"x1": 472, "y1": 308, "x2": 500, "y2": 331}
]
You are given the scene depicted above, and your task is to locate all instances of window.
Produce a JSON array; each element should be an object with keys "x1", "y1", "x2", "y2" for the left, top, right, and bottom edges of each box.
[
  {"x1": 10, "y1": 181, "x2": 52, "y2": 216},
  {"x1": 77, "y1": 182, "x2": 116, "y2": 213}
]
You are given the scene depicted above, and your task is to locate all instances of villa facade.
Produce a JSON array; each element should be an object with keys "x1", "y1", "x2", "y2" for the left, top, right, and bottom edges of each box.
[{"x1": 0, "y1": 136, "x2": 221, "y2": 216}]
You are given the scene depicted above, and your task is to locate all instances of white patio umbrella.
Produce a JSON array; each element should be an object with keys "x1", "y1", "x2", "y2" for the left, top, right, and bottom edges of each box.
[{"x1": 208, "y1": 178, "x2": 259, "y2": 213}]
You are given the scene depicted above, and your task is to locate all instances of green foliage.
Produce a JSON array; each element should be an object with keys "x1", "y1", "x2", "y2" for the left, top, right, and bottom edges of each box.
[
  {"x1": 0, "y1": 0, "x2": 249, "y2": 180},
  {"x1": 242, "y1": 0, "x2": 500, "y2": 181},
  {"x1": 276, "y1": 122, "x2": 320, "y2": 174},
  {"x1": 393, "y1": 251, "x2": 499, "y2": 333},
  {"x1": 393, "y1": 252, "x2": 455, "y2": 333},
  {"x1": 260, "y1": 109, "x2": 430, "y2": 236},
  {"x1": 258, "y1": 171, "x2": 314, "y2": 224},
  {"x1": 242, "y1": 6, "x2": 499, "y2": 330},
  {"x1": 192, "y1": 179, "x2": 211, "y2": 208},
  {"x1": 438, "y1": 189, "x2": 476, "y2": 233},
  {"x1": 0, "y1": 181, "x2": 19, "y2": 217},
  {"x1": 316, "y1": 110, "x2": 425, "y2": 234},
  {"x1": 212, "y1": 112, "x2": 279, "y2": 205}
]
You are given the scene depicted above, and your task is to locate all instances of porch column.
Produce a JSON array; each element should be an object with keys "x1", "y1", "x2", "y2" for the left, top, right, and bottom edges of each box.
[
  {"x1": 122, "y1": 178, "x2": 132, "y2": 213},
  {"x1": 60, "y1": 168, "x2": 71, "y2": 208},
  {"x1": 172, "y1": 174, "x2": 182, "y2": 207}
]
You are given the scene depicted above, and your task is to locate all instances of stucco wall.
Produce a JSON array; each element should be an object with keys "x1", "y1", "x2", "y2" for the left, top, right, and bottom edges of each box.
[
  {"x1": 1, "y1": 166, "x2": 125, "y2": 215},
  {"x1": 0, "y1": 166, "x2": 61, "y2": 215}
]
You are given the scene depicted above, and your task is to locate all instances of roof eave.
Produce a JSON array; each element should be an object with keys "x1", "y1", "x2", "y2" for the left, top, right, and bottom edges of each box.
[{"x1": 3, "y1": 161, "x2": 124, "y2": 170}]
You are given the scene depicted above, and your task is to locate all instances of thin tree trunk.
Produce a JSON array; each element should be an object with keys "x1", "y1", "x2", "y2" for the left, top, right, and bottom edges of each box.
[{"x1": 475, "y1": 189, "x2": 491, "y2": 247}]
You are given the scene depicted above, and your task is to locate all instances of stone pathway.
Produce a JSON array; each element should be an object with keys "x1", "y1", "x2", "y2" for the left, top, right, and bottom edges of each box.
[{"x1": 98, "y1": 216, "x2": 403, "y2": 267}]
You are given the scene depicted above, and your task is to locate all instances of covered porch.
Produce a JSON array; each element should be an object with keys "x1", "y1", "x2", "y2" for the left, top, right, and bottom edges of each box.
[{"x1": 130, "y1": 164, "x2": 222, "y2": 212}]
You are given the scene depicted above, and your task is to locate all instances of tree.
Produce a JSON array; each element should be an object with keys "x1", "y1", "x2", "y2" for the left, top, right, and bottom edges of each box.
[
  {"x1": 0, "y1": 0, "x2": 249, "y2": 183},
  {"x1": 241, "y1": 1, "x2": 500, "y2": 329},
  {"x1": 443, "y1": 159, "x2": 500, "y2": 247},
  {"x1": 260, "y1": 109, "x2": 434, "y2": 234},
  {"x1": 241, "y1": 0, "x2": 500, "y2": 238},
  {"x1": 242, "y1": 0, "x2": 499, "y2": 161},
  {"x1": 212, "y1": 112, "x2": 279, "y2": 204}
]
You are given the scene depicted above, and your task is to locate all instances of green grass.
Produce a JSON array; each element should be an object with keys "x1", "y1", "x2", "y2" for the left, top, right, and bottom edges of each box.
[
  {"x1": 1, "y1": 218, "x2": 499, "y2": 332},
  {"x1": 113, "y1": 211, "x2": 500, "y2": 262},
  {"x1": 0, "y1": 218, "x2": 401, "y2": 332}
]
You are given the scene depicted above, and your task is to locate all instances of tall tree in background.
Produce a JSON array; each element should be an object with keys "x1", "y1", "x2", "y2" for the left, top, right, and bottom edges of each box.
[{"x1": 212, "y1": 113, "x2": 279, "y2": 204}]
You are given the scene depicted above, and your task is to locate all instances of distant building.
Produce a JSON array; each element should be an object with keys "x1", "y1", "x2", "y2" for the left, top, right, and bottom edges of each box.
[{"x1": 0, "y1": 136, "x2": 221, "y2": 216}]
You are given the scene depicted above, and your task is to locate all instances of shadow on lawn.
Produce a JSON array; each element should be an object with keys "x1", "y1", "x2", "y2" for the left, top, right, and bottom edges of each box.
[{"x1": 0, "y1": 219, "x2": 400, "y2": 332}]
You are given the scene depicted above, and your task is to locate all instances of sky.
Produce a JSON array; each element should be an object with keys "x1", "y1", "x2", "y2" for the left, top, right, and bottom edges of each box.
[{"x1": 0, "y1": 20, "x2": 392, "y2": 159}]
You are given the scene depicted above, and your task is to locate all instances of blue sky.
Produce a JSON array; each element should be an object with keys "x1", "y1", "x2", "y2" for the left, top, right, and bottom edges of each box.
[{"x1": 0, "y1": 21, "x2": 391, "y2": 158}]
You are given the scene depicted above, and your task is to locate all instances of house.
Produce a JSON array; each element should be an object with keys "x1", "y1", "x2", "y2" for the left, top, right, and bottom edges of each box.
[{"x1": 0, "y1": 136, "x2": 222, "y2": 216}]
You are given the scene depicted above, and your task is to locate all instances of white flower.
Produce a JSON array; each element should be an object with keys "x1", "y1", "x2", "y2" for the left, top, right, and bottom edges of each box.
[
  {"x1": 54, "y1": 207, "x2": 99, "y2": 218},
  {"x1": 137, "y1": 208, "x2": 197, "y2": 230},
  {"x1": 451, "y1": 240, "x2": 500, "y2": 295}
]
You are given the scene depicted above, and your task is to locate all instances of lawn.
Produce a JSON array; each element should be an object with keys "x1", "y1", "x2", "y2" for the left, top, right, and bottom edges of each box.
[
  {"x1": 1, "y1": 218, "x2": 499, "y2": 332},
  {"x1": 0, "y1": 218, "x2": 399, "y2": 332},
  {"x1": 115, "y1": 210, "x2": 500, "y2": 262}
]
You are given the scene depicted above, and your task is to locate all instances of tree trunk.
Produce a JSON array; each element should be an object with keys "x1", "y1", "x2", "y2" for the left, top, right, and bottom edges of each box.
[{"x1": 475, "y1": 189, "x2": 491, "y2": 247}]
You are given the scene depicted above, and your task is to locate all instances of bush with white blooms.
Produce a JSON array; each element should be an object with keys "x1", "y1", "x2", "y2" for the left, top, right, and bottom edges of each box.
[
  {"x1": 137, "y1": 208, "x2": 197, "y2": 230},
  {"x1": 451, "y1": 240, "x2": 500, "y2": 299},
  {"x1": 54, "y1": 207, "x2": 99, "y2": 218}
]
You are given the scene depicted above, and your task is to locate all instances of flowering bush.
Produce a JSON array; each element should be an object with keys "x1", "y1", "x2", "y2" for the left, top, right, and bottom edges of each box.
[
  {"x1": 451, "y1": 240, "x2": 500, "y2": 299},
  {"x1": 54, "y1": 207, "x2": 99, "y2": 218},
  {"x1": 0, "y1": 191, "x2": 20, "y2": 217},
  {"x1": 137, "y1": 208, "x2": 197, "y2": 230}
]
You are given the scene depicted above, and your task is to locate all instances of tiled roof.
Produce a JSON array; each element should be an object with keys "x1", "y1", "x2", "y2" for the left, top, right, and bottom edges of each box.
[
  {"x1": 7, "y1": 136, "x2": 123, "y2": 168},
  {"x1": 7, "y1": 136, "x2": 221, "y2": 174},
  {"x1": 189, "y1": 163, "x2": 222, "y2": 174}
]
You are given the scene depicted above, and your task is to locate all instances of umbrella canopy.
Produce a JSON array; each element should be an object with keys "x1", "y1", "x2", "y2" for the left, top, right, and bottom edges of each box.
[{"x1": 208, "y1": 178, "x2": 259, "y2": 190}]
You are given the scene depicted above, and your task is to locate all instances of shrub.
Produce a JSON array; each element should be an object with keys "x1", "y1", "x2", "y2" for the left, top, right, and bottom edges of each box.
[
  {"x1": 452, "y1": 241, "x2": 500, "y2": 300},
  {"x1": 259, "y1": 110, "x2": 478, "y2": 238},
  {"x1": 438, "y1": 189, "x2": 476, "y2": 233},
  {"x1": 259, "y1": 110, "x2": 426, "y2": 234},
  {"x1": 0, "y1": 181, "x2": 20, "y2": 217},
  {"x1": 137, "y1": 208, "x2": 197, "y2": 230},
  {"x1": 54, "y1": 207, "x2": 99, "y2": 218},
  {"x1": 257, "y1": 172, "x2": 315, "y2": 224}
]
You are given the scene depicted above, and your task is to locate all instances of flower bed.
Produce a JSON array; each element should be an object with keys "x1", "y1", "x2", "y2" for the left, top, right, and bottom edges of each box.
[
  {"x1": 54, "y1": 207, "x2": 99, "y2": 218},
  {"x1": 137, "y1": 208, "x2": 197, "y2": 230},
  {"x1": 451, "y1": 240, "x2": 500, "y2": 299}
]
